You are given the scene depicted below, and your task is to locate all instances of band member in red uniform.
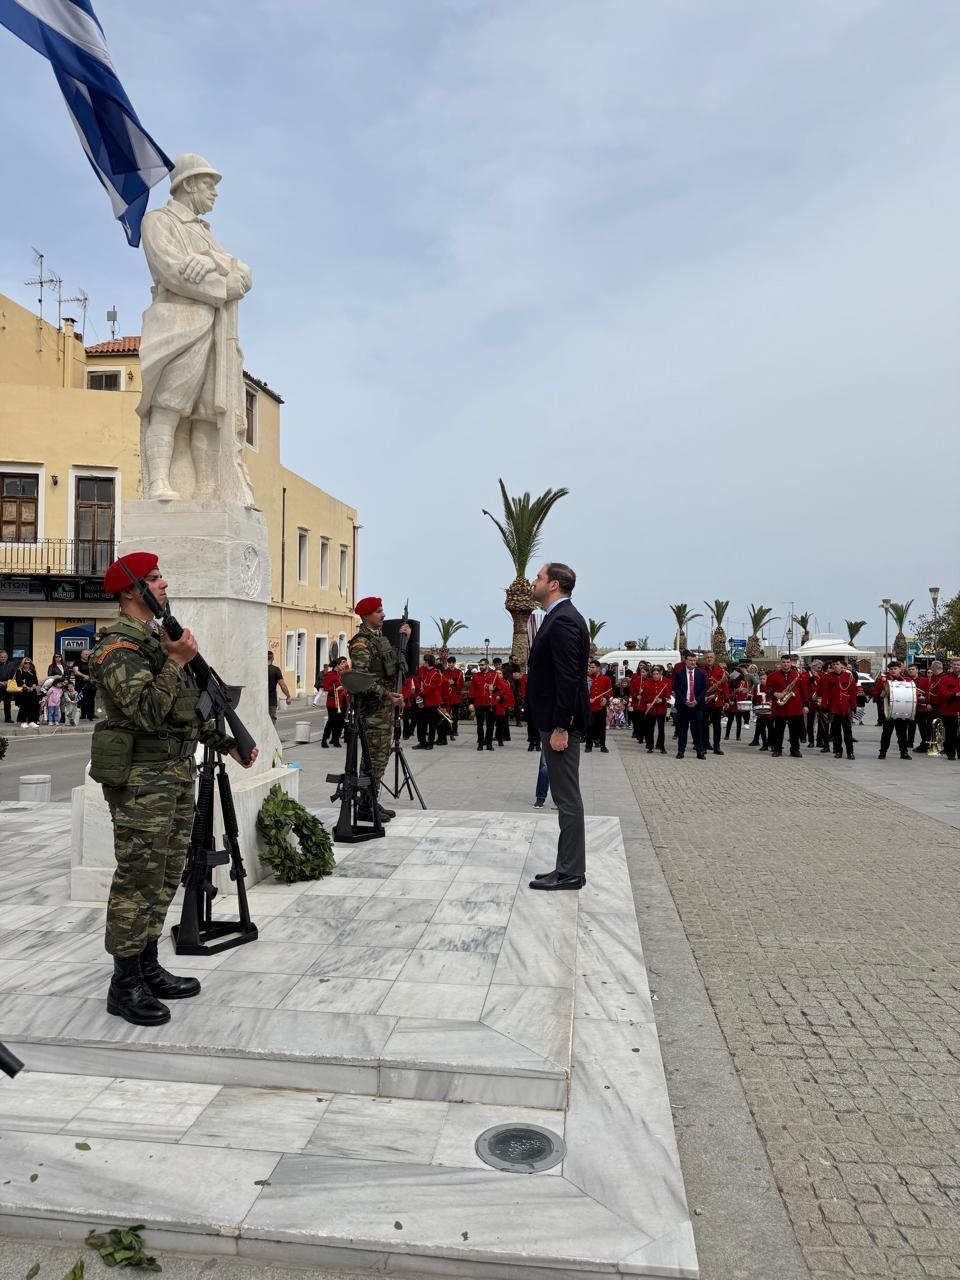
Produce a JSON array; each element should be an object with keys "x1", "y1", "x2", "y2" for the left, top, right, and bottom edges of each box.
[
  {"x1": 724, "y1": 670, "x2": 749, "y2": 742},
  {"x1": 629, "y1": 668, "x2": 646, "y2": 742},
  {"x1": 914, "y1": 665, "x2": 932, "y2": 753},
  {"x1": 932, "y1": 658, "x2": 960, "y2": 760},
  {"x1": 494, "y1": 676, "x2": 514, "y2": 745},
  {"x1": 767, "y1": 654, "x2": 806, "y2": 758},
  {"x1": 751, "y1": 673, "x2": 772, "y2": 749},
  {"x1": 320, "y1": 656, "x2": 348, "y2": 748},
  {"x1": 641, "y1": 665, "x2": 671, "y2": 753},
  {"x1": 443, "y1": 657, "x2": 464, "y2": 739},
  {"x1": 414, "y1": 653, "x2": 444, "y2": 750},
  {"x1": 876, "y1": 661, "x2": 911, "y2": 760},
  {"x1": 821, "y1": 658, "x2": 857, "y2": 759},
  {"x1": 903, "y1": 664, "x2": 921, "y2": 749},
  {"x1": 490, "y1": 659, "x2": 512, "y2": 743},
  {"x1": 804, "y1": 659, "x2": 825, "y2": 749},
  {"x1": 585, "y1": 659, "x2": 613, "y2": 753},
  {"x1": 468, "y1": 657, "x2": 497, "y2": 752},
  {"x1": 702, "y1": 651, "x2": 729, "y2": 755},
  {"x1": 401, "y1": 674, "x2": 417, "y2": 740}
]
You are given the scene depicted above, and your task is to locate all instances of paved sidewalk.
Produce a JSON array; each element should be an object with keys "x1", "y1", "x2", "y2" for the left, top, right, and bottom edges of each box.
[{"x1": 619, "y1": 729, "x2": 960, "y2": 1279}]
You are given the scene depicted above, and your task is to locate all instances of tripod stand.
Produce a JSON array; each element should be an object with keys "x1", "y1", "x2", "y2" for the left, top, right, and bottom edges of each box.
[
  {"x1": 380, "y1": 614, "x2": 427, "y2": 810},
  {"x1": 381, "y1": 704, "x2": 426, "y2": 808},
  {"x1": 172, "y1": 709, "x2": 258, "y2": 956}
]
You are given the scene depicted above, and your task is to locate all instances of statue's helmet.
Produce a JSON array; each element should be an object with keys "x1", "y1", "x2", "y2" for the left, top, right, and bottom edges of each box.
[{"x1": 169, "y1": 154, "x2": 222, "y2": 192}]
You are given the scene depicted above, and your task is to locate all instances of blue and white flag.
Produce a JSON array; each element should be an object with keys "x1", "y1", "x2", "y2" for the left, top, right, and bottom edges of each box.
[{"x1": 0, "y1": 0, "x2": 172, "y2": 246}]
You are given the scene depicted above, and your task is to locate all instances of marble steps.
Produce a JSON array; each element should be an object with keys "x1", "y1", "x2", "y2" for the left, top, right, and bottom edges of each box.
[
  {"x1": 0, "y1": 1051, "x2": 695, "y2": 1278},
  {"x1": 1, "y1": 809, "x2": 581, "y2": 1108}
]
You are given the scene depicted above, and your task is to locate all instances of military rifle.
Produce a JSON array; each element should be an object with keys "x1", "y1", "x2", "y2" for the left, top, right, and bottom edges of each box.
[
  {"x1": 0, "y1": 1040, "x2": 24, "y2": 1079},
  {"x1": 117, "y1": 562, "x2": 256, "y2": 764}
]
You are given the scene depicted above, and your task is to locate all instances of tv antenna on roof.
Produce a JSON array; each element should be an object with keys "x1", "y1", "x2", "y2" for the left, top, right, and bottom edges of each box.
[
  {"x1": 60, "y1": 287, "x2": 89, "y2": 339},
  {"x1": 25, "y1": 248, "x2": 57, "y2": 327}
]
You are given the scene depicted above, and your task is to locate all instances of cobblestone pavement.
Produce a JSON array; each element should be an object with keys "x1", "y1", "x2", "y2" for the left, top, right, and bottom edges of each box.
[{"x1": 620, "y1": 734, "x2": 960, "y2": 1279}]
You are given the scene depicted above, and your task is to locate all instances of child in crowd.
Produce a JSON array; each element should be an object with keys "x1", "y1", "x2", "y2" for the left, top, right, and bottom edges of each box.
[
  {"x1": 44, "y1": 676, "x2": 63, "y2": 725},
  {"x1": 61, "y1": 680, "x2": 80, "y2": 726}
]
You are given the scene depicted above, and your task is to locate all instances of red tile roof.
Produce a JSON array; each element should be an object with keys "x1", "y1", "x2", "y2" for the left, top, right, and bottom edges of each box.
[{"x1": 85, "y1": 337, "x2": 141, "y2": 354}]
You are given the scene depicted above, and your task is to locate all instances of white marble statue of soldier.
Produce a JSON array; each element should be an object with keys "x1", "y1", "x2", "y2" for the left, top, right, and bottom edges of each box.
[{"x1": 137, "y1": 154, "x2": 255, "y2": 505}]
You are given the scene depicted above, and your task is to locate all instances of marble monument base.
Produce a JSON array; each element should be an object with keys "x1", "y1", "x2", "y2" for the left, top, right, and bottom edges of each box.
[
  {"x1": 1, "y1": 804, "x2": 698, "y2": 1279},
  {"x1": 70, "y1": 498, "x2": 298, "y2": 903}
]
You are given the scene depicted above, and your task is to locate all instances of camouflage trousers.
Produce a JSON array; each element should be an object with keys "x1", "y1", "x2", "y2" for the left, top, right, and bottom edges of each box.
[
  {"x1": 361, "y1": 704, "x2": 395, "y2": 789},
  {"x1": 103, "y1": 762, "x2": 196, "y2": 957}
]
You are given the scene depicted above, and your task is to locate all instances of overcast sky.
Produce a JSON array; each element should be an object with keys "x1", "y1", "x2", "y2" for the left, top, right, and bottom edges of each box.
[{"x1": 2, "y1": 1, "x2": 958, "y2": 652}]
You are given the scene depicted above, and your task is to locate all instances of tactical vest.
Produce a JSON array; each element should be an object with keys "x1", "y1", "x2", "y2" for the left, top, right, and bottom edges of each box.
[{"x1": 89, "y1": 616, "x2": 201, "y2": 784}]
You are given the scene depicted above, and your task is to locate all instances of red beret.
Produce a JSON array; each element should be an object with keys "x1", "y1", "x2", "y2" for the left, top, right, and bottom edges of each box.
[
  {"x1": 355, "y1": 596, "x2": 383, "y2": 617},
  {"x1": 103, "y1": 552, "x2": 159, "y2": 595}
]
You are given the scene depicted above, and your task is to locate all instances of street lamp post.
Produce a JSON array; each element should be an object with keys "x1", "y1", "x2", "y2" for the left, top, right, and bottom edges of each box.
[
  {"x1": 930, "y1": 586, "x2": 941, "y2": 657},
  {"x1": 484, "y1": 637, "x2": 490, "y2": 662},
  {"x1": 881, "y1": 599, "x2": 891, "y2": 660}
]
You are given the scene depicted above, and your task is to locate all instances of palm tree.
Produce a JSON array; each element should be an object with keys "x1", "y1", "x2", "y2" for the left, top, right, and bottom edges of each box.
[
  {"x1": 845, "y1": 619, "x2": 867, "y2": 646},
  {"x1": 432, "y1": 617, "x2": 467, "y2": 663},
  {"x1": 887, "y1": 600, "x2": 913, "y2": 663},
  {"x1": 482, "y1": 480, "x2": 569, "y2": 666},
  {"x1": 704, "y1": 599, "x2": 730, "y2": 660},
  {"x1": 792, "y1": 611, "x2": 813, "y2": 646},
  {"x1": 587, "y1": 618, "x2": 606, "y2": 655},
  {"x1": 746, "y1": 604, "x2": 778, "y2": 660},
  {"x1": 669, "y1": 604, "x2": 702, "y2": 652}
]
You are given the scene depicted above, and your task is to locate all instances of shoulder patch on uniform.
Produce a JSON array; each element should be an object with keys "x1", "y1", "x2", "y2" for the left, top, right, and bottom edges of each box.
[
  {"x1": 96, "y1": 640, "x2": 141, "y2": 664},
  {"x1": 351, "y1": 639, "x2": 368, "y2": 650}
]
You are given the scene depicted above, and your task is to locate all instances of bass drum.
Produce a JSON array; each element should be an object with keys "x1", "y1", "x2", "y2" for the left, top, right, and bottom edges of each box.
[{"x1": 884, "y1": 680, "x2": 917, "y2": 721}]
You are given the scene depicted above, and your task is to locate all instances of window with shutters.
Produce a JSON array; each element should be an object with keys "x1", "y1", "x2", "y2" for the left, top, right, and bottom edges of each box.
[
  {"x1": 75, "y1": 477, "x2": 115, "y2": 574},
  {"x1": 87, "y1": 370, "x2": 121, "y2": 392},
  {"x1": 245, "y1": 388, "x2": 258, "y2": 448},
  {"x1": 1, "y1": 474, "x2": 39, "y2": 543}
]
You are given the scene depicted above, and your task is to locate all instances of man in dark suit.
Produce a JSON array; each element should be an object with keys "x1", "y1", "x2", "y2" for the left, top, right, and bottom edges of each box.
[
  {"x1": 525, "y1": 561, "x2": 591, "y2": 891},
  {"x1": 672, "y1": 650, "x2": 707, "y2": 759}
]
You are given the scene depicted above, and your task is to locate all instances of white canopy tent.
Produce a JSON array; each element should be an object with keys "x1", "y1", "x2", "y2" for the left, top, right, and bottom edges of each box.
[{"x1": 796, "y1": 634, "x2": 873, "y2": 660}]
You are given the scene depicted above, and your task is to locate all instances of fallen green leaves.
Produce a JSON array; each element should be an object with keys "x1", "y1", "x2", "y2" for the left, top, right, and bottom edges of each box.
[{"x1": 85, "y1": 1224, "x2": 161, "y2": 1270}]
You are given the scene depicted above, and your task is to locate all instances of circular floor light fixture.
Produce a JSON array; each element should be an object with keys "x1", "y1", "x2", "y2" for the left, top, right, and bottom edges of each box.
[{"x1": 475, "y1": 1123, "x2": 565, "y2": 1174}]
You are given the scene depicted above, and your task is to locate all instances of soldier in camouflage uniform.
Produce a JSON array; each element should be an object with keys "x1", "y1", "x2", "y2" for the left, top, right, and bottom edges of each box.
[
  {"x1": 92, "y1": 552, "x2": 258, "y2": 1026},
  {"x1": 347, "y1": 596, "x2": 410, "y2": 822}
]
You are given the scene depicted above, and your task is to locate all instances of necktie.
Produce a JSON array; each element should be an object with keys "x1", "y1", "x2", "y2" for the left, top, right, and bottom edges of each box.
[{"x1": 688, "y1": 670, "x2": 694, "y2": 700}]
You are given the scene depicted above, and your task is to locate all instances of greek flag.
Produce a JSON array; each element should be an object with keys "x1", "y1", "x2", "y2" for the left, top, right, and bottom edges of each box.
[{"x1": 0, "y1": 0, "x2": 172, "y2": 246}]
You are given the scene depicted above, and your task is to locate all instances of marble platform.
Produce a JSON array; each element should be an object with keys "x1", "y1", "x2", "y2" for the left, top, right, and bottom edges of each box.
[{"x1": 0, "y1": 801, "x2": 698, "y2": 1278}]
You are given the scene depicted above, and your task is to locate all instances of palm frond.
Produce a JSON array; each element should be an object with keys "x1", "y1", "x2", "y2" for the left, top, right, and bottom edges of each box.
[
  {"x1": 705, "y1": 599, "x2": 730, "y2": 626},
  {"x1": 887, "y1": 600, "x2": 913, "y2": 631},
  {"x1": 433, "y1": 617, "x2": 468, "y2": 646},
  {"x1": 845, "y1": 619, "x2": 867, "y2": 643},
  {"x1": 747, "y1": 604, "x2": 778, "y2": 633},
  {"x1": 482, "y1": 479, "x2": 570, "y2": 578}
]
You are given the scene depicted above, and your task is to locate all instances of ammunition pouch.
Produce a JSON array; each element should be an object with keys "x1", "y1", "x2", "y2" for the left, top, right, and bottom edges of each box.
[{"x1": 89, "y1": 724, "x2": 135, "y2": 788}]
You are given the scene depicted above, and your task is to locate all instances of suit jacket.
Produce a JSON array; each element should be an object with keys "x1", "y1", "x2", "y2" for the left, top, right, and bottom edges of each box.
[
  {"x1": 672, "y1": 665, "x2": 706, "y2": 711},
  {"x1": 525, "y1": 599, "x2": 591, "y2": 733}
]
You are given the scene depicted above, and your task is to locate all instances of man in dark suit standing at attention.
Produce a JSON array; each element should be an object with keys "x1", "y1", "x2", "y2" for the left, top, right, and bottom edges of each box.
[
  {"x1": 672, "y1": 650, "x2": 707, "y2": 760},
  {"x1": 525, "y1": 562, "x2": 591, "y2": 891}
]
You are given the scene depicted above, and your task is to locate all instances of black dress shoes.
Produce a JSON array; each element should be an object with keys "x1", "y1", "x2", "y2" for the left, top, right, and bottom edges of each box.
[
  {"x1": 696, "y1": 751, "x2": 707, "y2": 760},
  {"x1": 529, "y1": 870, "x2": 586, "y2": 891},
  {"x1": 600, "y1": 745, "x2": 609, "y2": 753},
  {"x1": 533, "y1": 869, "x2": 587, "y2": 884}
]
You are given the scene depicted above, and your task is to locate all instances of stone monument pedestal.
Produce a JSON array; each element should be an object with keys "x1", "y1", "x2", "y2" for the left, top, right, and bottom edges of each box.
[{"x1": 70, "y1": 499, "x2": 299, "y2": 903}]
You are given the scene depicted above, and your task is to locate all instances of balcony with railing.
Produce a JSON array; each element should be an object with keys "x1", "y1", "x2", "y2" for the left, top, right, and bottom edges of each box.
[{"x1": 0, "y1": 539, "x2": 117, "y2": 604}]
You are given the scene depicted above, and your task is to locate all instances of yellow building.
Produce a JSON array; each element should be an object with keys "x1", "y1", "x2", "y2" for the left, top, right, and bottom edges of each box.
[{"x1": 0, "y1": 290, "x2": 357, "y2": 691}]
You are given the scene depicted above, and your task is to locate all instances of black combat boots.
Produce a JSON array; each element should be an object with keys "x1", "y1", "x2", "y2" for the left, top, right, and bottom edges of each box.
[
  {"x1": 140, "y1": 938, "x2": 201, "y2": 1000},
  {"x1": 106, "y1": 955, "x2": 171, "y2": 1026}
]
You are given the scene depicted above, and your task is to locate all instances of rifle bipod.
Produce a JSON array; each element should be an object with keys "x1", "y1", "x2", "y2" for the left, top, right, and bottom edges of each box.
[
  {"x1": 172, "y1": 744, "x2": 258, "y2": 955},
  {"x1": 327, "y1": 706, "x2": 385, "y2": 843}
]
